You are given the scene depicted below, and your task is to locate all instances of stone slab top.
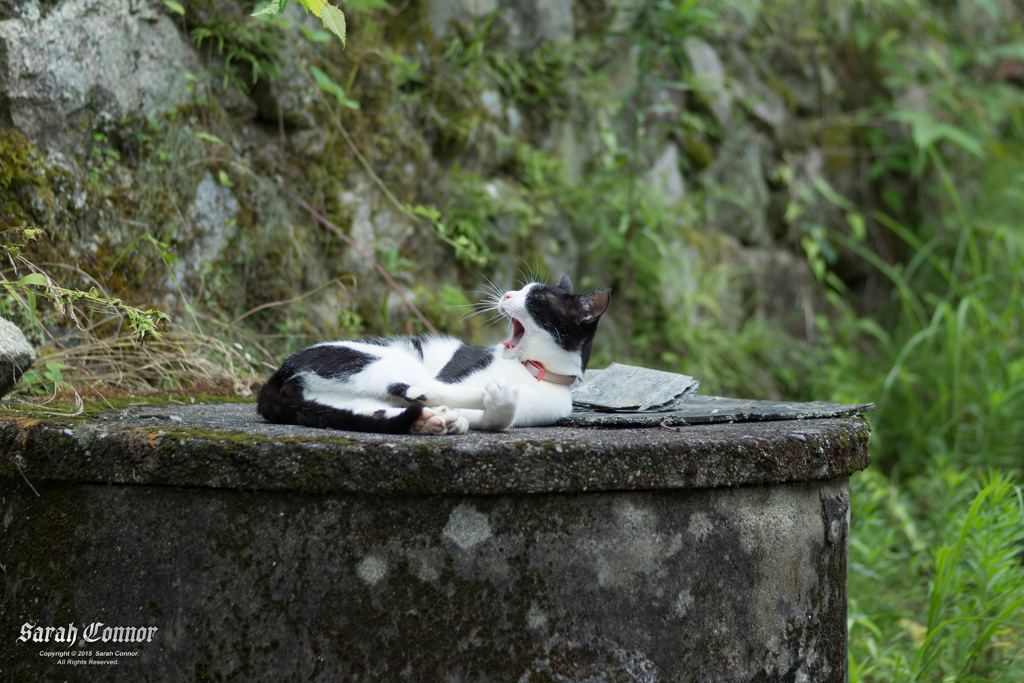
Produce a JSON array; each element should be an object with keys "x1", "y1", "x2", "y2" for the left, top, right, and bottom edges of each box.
[
  {"x1": 0, "y1": 396, "x2": 872, "y2": 496},
  {"x1": 561, "y1": 395, "x2": 875, "y2": 427}
]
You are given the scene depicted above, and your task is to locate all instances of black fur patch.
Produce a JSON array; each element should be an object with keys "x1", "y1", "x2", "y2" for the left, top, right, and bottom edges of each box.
[
  {"x1": 256, "y1": 368, "x2": 302, "y2": 424},
  {"x1": 436, "y1": 343, "x2": 494, "y2": 384},
  {"x1": 282, "y1": 344, "x2": 376, "y2": 380},
  {"x1": 525, "y1": 285, "x2": 578, "y2": 351},
  {"x1": 387, "y1": 382, "x2": 413, "y2": 400},
  {"x1": 257, "y1": 374, "x2": 423, "y2": 433},
  {"x1": 292, "y1": 402, "x2": 422, "y2": 433},
  {"x1": 410, "y1": 336, "x2": 425, "y2": 361},
  {"x1": 524, "y1": 285, "x2": 610, "y2": 371}
]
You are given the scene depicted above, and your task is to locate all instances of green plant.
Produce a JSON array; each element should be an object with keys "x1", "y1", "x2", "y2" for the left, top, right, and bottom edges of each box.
[
  {"x1": 310, "y1": 66, "x2": 360, "y2": 109},
  {"x1": 20, "y1": 361, "x2": 72, "y2": 396},
  {"x1": 87, "y1": 132, "x2": 121, "y2": 193},
  {"x1": 190, "y1": 18, "x2": 286, "y2": 93},
  {"x1": 848, "y1": 468, "x2": 1024, "y2": 682},
  {"x1": 251, "y1": 0, "x2": 347, "y2": 46},
  {"x1": 796, "y1": 149, "x2": 1024, "y2": 471},
  {"x1": 0, "y1": 228, "x2": 170, "y2": 341}
]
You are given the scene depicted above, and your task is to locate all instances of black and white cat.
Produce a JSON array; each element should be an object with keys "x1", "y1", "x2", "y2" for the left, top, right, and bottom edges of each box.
[{"x1": 257, "y1": 275, "x2": 610, "y2": 435}]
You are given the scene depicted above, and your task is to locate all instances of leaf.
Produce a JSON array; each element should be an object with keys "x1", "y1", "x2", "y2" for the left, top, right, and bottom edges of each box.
[
  {"x1": 846, "y1": 211, "x2": 867, "y2": 241},
  {"x1": 251, "y1": 0, "x2": 288, "y2": 17},
  {"x1": 410, "y1": 204, "x2": 441, "y2": 221},
  {"x1": 300, "y1": 27, "x2": 334, "y2": 43},
  {"x1": 163, "y1": 0, "x2": 185, "y2": 15},
  {"x1": 310, "y1": 67, "x2": 359, "y2": 108},
  {"x1": 195, "y1": 131, "x2": 226, "y2": 146},
  {"x1": 889, "y1": 109, "x2": 985, "y2": 158},
  {"x1": 310, "y1": 66, "x2": 342, "y2": 95},
  {"x1": 319, "y1": 4, "x2": 347, "y2": 46},
  {"x1": 17, "y1": 273, "x2": 48, "y2": 287},
  {"x1": 812, "y1": 176, "x2": 856, "y2": 212},
  {"x1": 25, "y1": 289, "x2": 37, "y2": 321},
  {"x1": 991, "y1": 41, "x2": 1024, "y2": 60},
  {"x1": 305, "y1": 0, "x2": 325, "y2": 18},
  {"x1": 929, "y1": 123, "x2": 985, "y2": 158}
]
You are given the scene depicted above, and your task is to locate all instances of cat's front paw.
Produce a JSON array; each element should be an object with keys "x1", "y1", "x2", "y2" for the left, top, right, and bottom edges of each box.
[
  {"x1": 479, "y1": 380, "x2": 518, "y2": 431},
  {"x1": 412, "y1": 406, "x2": 469, "y2": 435},
  {"x1": 403, "y1": 385, "x2": 429, "y2": 403}
]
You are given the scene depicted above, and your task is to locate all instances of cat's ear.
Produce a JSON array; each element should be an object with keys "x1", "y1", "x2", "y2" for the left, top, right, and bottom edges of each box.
[
  {"x1": 578, "y1": 289, "x2": 611, "y2": 323},
  {"x1": 557, "y1": 273, "x2": 573, "y2": 292}
]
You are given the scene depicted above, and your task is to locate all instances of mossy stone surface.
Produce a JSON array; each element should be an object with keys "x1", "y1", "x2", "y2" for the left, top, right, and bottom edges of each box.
[{"x1": 0, "y1": 401, "x2": 870, "y2": 495}]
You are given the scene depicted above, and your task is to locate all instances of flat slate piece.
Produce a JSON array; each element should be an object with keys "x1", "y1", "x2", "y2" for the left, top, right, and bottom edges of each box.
[
  {"x1": 561, "y1": 395, "x2": 876, "y2": 428},
  {"x1": 0, "y1": 399, "x2": 872, "y2": 496},
  {"x1": 571, "y1": 363, "x2": 699, "y2": 411}
]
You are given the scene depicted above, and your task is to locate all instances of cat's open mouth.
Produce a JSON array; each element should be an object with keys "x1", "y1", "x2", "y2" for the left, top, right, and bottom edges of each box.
[{"x1": 501, "y1": 316, "x2": 525, "y2": 349}]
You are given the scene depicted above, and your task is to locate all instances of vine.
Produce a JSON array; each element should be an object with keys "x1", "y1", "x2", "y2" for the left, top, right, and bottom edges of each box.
[{"x1": 0, "y1": 228, "x2": 170, "y2": 341}]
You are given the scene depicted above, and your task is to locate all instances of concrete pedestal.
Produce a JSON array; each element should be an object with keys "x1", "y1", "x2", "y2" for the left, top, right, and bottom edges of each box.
[{"x1": 0, "y1": 401, "x2": 870, "y2": 681}]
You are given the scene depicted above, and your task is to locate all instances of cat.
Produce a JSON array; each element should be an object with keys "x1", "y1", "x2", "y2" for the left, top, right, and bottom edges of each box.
[{"x1": 256, "y1": 274, "x2": 610, "y2": 435}]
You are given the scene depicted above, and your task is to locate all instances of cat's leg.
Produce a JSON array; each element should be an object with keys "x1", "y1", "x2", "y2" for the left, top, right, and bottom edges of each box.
[
  {"x1": 303, "y1": 395, "x2": 468, "y2": 435},
  {"x1": 288, "y1": 395, "x2": 425, "y2": 434},
  {"x1": 460, "y1": 381, "x2": 518, "y2": 432},
  {"x1": 394, "y1": 379, "x2": 518, "y2": 432},
  {"x1": 394, "y1": 380, "x2": 488, "y2": 410}
]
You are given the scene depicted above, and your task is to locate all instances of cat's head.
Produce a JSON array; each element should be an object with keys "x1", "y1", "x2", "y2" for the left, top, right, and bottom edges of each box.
[{"x1": 497, "y1": 274, "x2": 611, "y2": 378}]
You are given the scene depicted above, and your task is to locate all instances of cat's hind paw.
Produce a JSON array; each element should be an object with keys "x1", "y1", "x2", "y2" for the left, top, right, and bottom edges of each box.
[{"x1": 411, "y1": 406, "x2": 469, "y2": 435}]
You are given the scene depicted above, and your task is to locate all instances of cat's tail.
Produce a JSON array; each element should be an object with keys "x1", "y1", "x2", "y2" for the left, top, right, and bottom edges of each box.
[{"x1": 257, "y1": 370, "x2": 423, "y2": 434}]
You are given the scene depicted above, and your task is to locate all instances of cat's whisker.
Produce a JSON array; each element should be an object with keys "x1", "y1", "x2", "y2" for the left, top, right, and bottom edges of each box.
[
  {"x1": 478, "y1": 283, "x2": 504, "y2": 305},
  {"x1": 454, "y1": 296, "x2": 505, "y2": 325},
  {"x1": 476, "y1": 270, "x2": 504, "y2": 295},
  {"x1": 473, "y1": 293, "x2": 500, "y2": 311},
  {"x1": 482, "y1": 312, "x2": 507, "y2": 327},
  {"x1": 462, "y1": 302, "x2": 497, "y2": 315},
  {"x1": 514, "y1": 259, "x2": 544, "y2": 289},
  {"x1": 513, "y1": 264, "x2": 529, "y2": 290},
  {"x1": 457, "y1": 307, "x2": 505, "y2": 325},
  {"x1": 474, "y1": 268, "x2": 501, "y2": 293}
]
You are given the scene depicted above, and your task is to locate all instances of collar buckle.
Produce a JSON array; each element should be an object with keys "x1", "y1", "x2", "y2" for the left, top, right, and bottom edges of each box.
[{"x1": 525, "y1": 359, "x2": 547, "y2": 382}]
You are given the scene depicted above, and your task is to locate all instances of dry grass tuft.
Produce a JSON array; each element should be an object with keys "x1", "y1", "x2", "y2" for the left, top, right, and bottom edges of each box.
[{"x1": 12, "y1": 316, "x2": 266, "y2": 401}]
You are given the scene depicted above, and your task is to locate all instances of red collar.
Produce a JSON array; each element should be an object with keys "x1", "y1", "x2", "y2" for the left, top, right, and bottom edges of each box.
[{"x1": 523, "y1": 360, "x2": 577, "y2": 386}]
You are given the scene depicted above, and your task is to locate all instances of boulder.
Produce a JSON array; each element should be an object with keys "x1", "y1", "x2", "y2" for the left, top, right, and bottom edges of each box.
[
  {"x1": 702, "y1": 126, "x2": 773, "y2": 246},
  {"x1": 166, "y1": 172, "x2": 240, "y2": 290},
  {"x1": 427, "y1": 0, "x2": 500, "y2": 38},
  {"x1": 0, "y1": 317, "x2": 36, "y2": 397},
  {"x1": 0, "y1": 0, "x2": 198, "y2": 155},
  {"x1": 683, "y1": 37, "x2": 732, "y2": 126},
  {"x1": 645, "y1": 142, "x2": 686, "y2": 205},
  {"x1": 428, "y1": 0, "x2": 574, "y2": 49}
]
